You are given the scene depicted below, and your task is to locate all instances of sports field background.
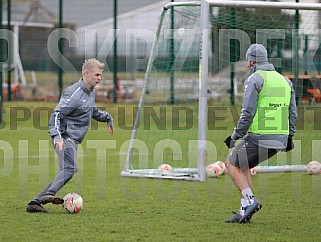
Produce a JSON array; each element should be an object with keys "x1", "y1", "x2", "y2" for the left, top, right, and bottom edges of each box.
[
  {"x1": 1, "y1": 1, "x2": 321, "y2": 240},
  {"x1": 0, "y1": 101, "x2": 320, "y2": 241}
]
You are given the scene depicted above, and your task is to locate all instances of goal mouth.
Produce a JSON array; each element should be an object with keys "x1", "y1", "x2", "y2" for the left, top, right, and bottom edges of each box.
[{"x1": 122, "y1": 0, "x2": 321, "y2": 181}]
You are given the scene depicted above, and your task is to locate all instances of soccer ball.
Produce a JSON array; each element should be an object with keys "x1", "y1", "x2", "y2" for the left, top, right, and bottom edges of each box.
[
  {"x1": 307, "y1": 161, "x2": 321, "y2": 175},
  {"x1": 250, "y1": 167, "x2": 257, "y2": 176},
  {"x1": 62, "y1": 193, "x2": 83, "y2": 214},
  {"x1": 214, "y1": 161, "x2": 227, "y2": 175},
  {"x1": 158, "y1": 164, "x2": 173, "y2": 174},
  {"x1": 206, "y1": 163, "x2": 221, "y2": 178}
]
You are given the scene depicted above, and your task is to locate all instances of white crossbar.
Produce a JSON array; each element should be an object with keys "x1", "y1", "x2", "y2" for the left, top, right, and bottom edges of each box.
[{"x1": 205, "y1": 0, "x2": 321, "y2": 10}]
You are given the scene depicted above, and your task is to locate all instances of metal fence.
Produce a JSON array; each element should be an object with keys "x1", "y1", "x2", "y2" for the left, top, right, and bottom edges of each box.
[{"x1": 0, "y1": 0, "x2": 168, "y2": 103}]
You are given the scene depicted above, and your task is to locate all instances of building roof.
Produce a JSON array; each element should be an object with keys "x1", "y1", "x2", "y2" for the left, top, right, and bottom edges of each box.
[
  {"x1": 2, "y1": 1, "x2": 56, "y2": 25},
  {"x1": 2, "y1": 0, "x2": 165, "y2": 28},
  {"x1": 2, "y1": 0, "x2": 318, "y2": 28},
  {"x1": 77, "y1": 0, "x2": 169, "y2": 33},
  {"x1": 75, "y1": 0, "x2": 170, "y2": 55}
]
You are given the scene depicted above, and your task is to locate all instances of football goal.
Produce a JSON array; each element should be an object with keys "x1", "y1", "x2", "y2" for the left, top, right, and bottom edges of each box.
[{"x1": 121, "y1": 0, "x2": 321, "y2": 181}]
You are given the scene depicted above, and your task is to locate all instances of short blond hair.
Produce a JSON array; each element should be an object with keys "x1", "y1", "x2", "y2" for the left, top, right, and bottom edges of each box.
[{"x1": 82, "y1": 58, "x2": 105, "y2": 75}]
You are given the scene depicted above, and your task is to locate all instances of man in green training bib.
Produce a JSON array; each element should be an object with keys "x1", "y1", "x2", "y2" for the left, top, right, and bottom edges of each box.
[{"x1": 224, "y1": 44, "x2": 298, "y2": 223}]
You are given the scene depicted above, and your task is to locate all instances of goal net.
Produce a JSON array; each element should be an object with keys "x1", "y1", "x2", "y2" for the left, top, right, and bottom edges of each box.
[{"x1": 121, "y1": 0, "x2": 321, "y2": 181}]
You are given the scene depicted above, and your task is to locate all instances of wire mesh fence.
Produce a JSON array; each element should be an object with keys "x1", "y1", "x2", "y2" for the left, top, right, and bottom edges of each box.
[
  {"x1": 1, "y1": 0, "x2": 166, "y2": 102},
  {"x1": 1, "y1": 0, "x2": 321, "y2": 106}
]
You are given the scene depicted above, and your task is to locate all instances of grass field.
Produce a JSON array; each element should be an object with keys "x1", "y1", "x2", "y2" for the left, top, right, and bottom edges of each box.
[{"x1": 0, "y1": 101, "x2": 321, "y2": 241}]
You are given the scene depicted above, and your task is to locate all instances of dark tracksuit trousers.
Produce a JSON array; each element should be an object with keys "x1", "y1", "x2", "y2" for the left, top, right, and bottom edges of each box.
[{"x1": 32, "y1": 137, "x2": 78, "y2": 203}]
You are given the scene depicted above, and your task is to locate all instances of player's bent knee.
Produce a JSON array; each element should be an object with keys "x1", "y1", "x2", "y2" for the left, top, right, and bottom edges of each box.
[{"x1": 65, "y1": 165, "x2": 78, "y2": 175}]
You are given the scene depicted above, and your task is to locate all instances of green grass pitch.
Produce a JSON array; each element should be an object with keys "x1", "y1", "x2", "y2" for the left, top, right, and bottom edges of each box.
[{"x1": 0, "y1": 101, "x2": 320, "y2": 241}]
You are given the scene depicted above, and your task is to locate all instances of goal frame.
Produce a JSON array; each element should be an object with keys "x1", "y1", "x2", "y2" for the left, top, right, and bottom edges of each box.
[{"x1": 121, "y1": 0, "x2": 321, "y2": 181}]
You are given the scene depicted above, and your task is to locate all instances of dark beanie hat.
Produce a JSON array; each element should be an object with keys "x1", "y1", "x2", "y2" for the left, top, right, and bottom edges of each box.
[{"x1": 246, "y1": 44, "x2": 268, "y2": 63}]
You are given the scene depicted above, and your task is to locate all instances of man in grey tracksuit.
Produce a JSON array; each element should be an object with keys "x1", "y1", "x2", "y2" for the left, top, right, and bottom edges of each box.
[
  {"x1": 224, "y1": 44, "x2": 297, "y2": 223},
  {"x1": 26, "y1": 58, "x2": 114, "y2": 213}
]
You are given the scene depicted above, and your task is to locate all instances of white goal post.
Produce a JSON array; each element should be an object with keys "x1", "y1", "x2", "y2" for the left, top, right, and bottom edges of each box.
[{"x1": 121, "y1": 0, "x2": 321, "y2": 181}]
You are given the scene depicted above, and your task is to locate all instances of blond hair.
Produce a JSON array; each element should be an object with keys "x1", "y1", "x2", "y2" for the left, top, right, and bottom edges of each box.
[{"x1": 82, "y1": 58, "x2": 105, "y2": 75}]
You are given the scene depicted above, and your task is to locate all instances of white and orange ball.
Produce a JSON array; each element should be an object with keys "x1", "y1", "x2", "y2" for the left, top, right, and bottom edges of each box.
[
  {"x1": 62, "y1": 193, "x2": 83, "y2": 214},
  {"x1": 158, "y1": 164, "x2": 173, "y2": 174},
  {"x1": 206, "y1": 163, "x2": 221, "y2": 178},
  {"x1": 214, "y1": 161, "x2": 227, "y2": 175},
  {"x1": 307, "y1": 161, "x2": 321, "y2": 175}
]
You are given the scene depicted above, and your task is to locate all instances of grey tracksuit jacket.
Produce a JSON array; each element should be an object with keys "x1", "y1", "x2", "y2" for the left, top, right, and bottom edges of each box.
[
  {"x1": 48, "y1": 79, "x2": 113, "y2": 143},
  {"x1": 231, "y1": 63, "x2": 298, "y2": 149}
]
